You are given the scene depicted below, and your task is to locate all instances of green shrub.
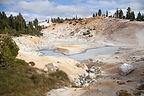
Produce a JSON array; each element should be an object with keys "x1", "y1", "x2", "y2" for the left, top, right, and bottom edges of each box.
[
  {"x1": 0, "y1": 35, "x2": 71, "y2": 96},
  {"x1": 0, "y1": 43, "x2": 14, "y2": 67},
  {"x1": 49, "y1": 70, "x2": 69, "y2": 81},
  {"x1": 0, "y1": 67, "x2": 71, "y2": 96},
  {"x1": 0, "y1": 35, "x2": 19, "y2": 68},
  {"x1": 2, "y1": 36, "x2": 19, "y2": 57},
  {"x1": 13, "y1": 59, "x2": 28, "y2": 67}
]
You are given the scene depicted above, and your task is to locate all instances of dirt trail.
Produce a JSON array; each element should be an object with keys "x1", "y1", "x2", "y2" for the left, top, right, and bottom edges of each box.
[{"x1": 47, "y1": 88, "x2": 86, "y2": 96}]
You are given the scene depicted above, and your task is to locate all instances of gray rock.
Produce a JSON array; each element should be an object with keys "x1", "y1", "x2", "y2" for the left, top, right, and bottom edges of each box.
[
  {"x1": 84, "y1": 72, "x2": 89, "y2": 77},
  {"x1": 74, "y1": 65, "x2": 103, "y2": 87},
  {"x1": 44, "y1": 63, "x2": 58, "y2": 72},
  {"x1": 119, "y1": 63, "x2": 135, "y2": 76},
  {"x1": 90, "y1": 66, "x2": 101, "y2": 74},
  {"x1": 89, "y1": 73, "x2": 96, "y2": 79}
]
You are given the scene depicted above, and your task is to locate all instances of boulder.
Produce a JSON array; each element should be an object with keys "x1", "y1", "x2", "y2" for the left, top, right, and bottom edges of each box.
[
  {"x1": 44, "y1": 63, "x2": 58, "y2": 72},
  {"x1": 83, "y1": 72, "x2": 89, "y2": 77},
  {"x1": 44, "y1": 67, "x2": 48, "y2": 72},
  {"x1": 119, "y1": 63, "x2": 135, "y2": 76},
  {"x1": 76, "y1": 63, "x2": 88, "y2": 70},
  {"x1": 89, "y1": 66, "x2": 101, "y2": 74},
  {"x1": 28, "y1": 61, "x2": 35, "y2": 66},
  {"x1": 74, "y1": 78, "x2": 81, "y2": 87},
  {"x1": 88, "y1": 73, "x2": 96, "y2": 79}
]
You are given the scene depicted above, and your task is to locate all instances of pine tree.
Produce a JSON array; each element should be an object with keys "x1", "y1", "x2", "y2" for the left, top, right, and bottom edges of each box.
[
  {"x1": 116, "y1": 8, "x2": 119, "y2": 18},
  {"x1": 9, "y1": 14, "x2": 14, "y2": 27},
  {"x1": 76, "y1": 15, "x2": 78, "y2": 20},
  {"x1": 60, "y1": 18, "x2": 64, "y2": 23},
  {"x1": 0, "y1": 12, "x2": 2, "y2": 19},
  {"x1": 130, "y1": 11, "x2": 135, "y2": 21},
  {"x1": 0, "y1": 11, "x2": 42, "y2": 36},
  {"x1": 33, "y1": 18, "x2": 38, "y2": 28},
  {"x1": 142, "y1": 15, "x2": 144, "y2": 21},
  {"x1": 106, "y1": 10, "x2": 108, "y2": 17},
  {"x1": 3, "y1": 27, "x2": 9, "y2": 34},
  {"x1": 51, "y1": 18, "x2": 53, "y2": 23},
  {"x1": 15, "y1": 20, "x2": 21, "y2": 31},
  {"x1": 17, "y1": 13, "x2": 26, "y2": 27},
  {"x1": 65, "y1": 18, "x2": 68, "y2": 21},
  {"x1": 47, "y1": 19, "x2": 49, "y2": 23},
  {"x1": 98, "y1": 9, "x2": 102, "y2": 16},
  {"x1": 137, "y1": 12, "x2": 142, "y2": 21},
  {"x1": 16, "y1": 13, "x2": 26, "y2": 31},
  {"x1": 96, "y1": 12, "x2": 97, "y2": 16},
  {"x1": 1, "y1": 11, "x2": 7, "y2": 20},
  {"x1": 27, "y1": 23, "x2": 33, "y2": 34},
  {"x1": 93, "y1": 13, "x2": 95, "y2": 17},
  {"x1": 28, "y1": 21, "x2": 34, "y2": 30},
  {"x1": 0, "y1": 11, "x2": 9, "y2": 29},
  {"x1": 126, "y1": 7, "x2": 131, "y2": 19},
  {"x1": 119, "y1": 9, "x2": 123, "y2": 19},
  {"x1": 57, "y1": 17, "x2": 60, "y2": 23}
]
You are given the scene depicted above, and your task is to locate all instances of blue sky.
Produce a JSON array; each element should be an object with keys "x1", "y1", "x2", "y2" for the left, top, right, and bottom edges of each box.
[{"x1": 0, "y1": 0, "x2": 144, "y2": 21}]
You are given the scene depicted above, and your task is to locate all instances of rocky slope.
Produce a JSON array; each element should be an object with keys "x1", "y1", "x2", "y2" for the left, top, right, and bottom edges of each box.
[{"x1": 14, "y1": 17, "x2": 144, "y2": 53}]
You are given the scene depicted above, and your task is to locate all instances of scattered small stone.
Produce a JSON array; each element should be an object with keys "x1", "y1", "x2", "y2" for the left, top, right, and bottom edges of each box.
[
  {"x1": 89, "y1": 58, "x2": 93, "y2": 62},
  {"x1": 126, "y1": 80, "x2": 133, "y2": 83},
  {"x1": 127, "y1": 56, "x2": 144, "y2": 63},
  {"x1": 116, "y1": 90, "x2": 131, "y2": 96},
  {"x1": 89, "y1": 66, "x2": 101, "y2": 74},
  {"x1": 57, "y1": 61, "x2": 60, "y2": 63},
  {"x1": 133, "y1": 90, "x2": 144, "y2": 96},
  {"x1": 117, "y1": 81, "x2": 126, "y2": 85},
  {"x1": 140, "y1": 77, "x2": 144, "y2": 83},
  {"x1": 115, "y1": 52, "x2": 120, "y2": 54},
  {"x1": 76, "y1": 63, "x2": 87, "y2": 69},
  {"x1": 137, "y1": 84, "x2": 144, "y2": 90},
  {"x1": 74, "y1": 65, "x2": 102, "y2": 87},
  {"x1": 140, "y1": 72, "x2": 144, "y2": 76},
  {"x1": 82, "y1": 59, "x2": 104, "y2": 68}
]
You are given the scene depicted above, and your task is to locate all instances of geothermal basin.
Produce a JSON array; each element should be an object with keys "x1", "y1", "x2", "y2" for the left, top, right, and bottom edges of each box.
[{"x1": 40, "y1": 46, "x2": 119, "y2": 60}]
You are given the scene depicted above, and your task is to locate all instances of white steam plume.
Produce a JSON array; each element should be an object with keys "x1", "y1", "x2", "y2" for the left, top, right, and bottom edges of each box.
[{"x1": 136, "y1": 29, "x2": 144, "y2": 48}]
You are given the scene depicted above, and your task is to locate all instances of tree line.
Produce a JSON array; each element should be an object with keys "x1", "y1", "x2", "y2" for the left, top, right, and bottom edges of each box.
[
  {"x1": 92, "y1": 7, "x2": 144, "y2": 21},
  {"x1": 46, "y1": 16, "x2": 83, "y2": 24},
  {"x1": 0, "y1": 11, "x2": 42, "y2": 36},
  {"x1": 50, "y1": 17, "x2": 65, "y2": 23}
]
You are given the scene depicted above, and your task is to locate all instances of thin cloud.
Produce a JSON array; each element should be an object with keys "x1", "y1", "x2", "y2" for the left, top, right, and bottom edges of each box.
[
  {"x1": 131, "y1": 0, "x2": 144, "y2": 10},
  {"x1": 13, "y1": 0, "x2": 93, "y2": 18},
  {"x1": 0, "y1": 0, "x2": 16, "y2": 5}
]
